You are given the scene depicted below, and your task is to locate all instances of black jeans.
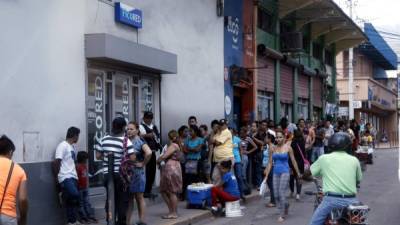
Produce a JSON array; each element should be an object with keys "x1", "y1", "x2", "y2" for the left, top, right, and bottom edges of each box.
[
  {"x1": 252, "y1": 153, "x2": 263, "y2": 187},
  {"x1": 145, "y1": 151, "x2": 157, "y2": 194},
  {"x1": 289, "y1": 174, "x2": 302, "y2": 195},
  {"x1": 104, "y1": 173, "x2": 129, "y2": 225}
]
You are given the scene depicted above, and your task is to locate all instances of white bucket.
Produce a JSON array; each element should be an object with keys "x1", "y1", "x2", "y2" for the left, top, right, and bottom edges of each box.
[{"x1": 225, "y1": 200, "x2": 243, "y2": 217}]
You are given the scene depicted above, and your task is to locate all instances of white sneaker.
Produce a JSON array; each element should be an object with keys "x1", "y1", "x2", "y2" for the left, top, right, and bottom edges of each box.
[{"x1": 296, "y1": 194, "x2": 300, "y2": 201}]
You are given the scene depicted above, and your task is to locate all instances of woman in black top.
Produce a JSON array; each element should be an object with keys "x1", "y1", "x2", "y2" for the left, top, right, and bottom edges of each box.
[{"x1": 289, "y1": 130, "x2": 305, "y2": 200}]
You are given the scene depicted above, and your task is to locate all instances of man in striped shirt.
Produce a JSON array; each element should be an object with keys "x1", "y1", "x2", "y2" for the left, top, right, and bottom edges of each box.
[{"x1": 96, "y1": 117, "x2": 134, "y2": 225}]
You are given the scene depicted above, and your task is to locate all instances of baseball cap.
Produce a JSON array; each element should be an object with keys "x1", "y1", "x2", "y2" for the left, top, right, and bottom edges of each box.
[
  {"x1": 219, "y1": 119, "x2": 228, "y2": 125},
  {"x1": 143, "y1": 111, "x2": 154, "y2": 119}
]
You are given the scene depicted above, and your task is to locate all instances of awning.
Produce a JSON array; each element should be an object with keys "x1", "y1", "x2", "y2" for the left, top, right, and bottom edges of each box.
[
  {"x1": 279, "y1": 0, "x2": 367, "y2": 54},
  {"x1": 358, "y1": 23, "x2": 398, "y2": 70},
  {"x1": 85, "y1": 33, "x2": 177, "y2": 74}
]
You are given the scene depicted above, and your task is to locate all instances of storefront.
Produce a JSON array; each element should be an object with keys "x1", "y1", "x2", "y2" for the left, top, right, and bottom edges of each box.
[
  {"x1": 257, "y1": 57, "x2": 275, "y2": 121},
  {"x1": 298, "y1": 73, "x2": 310, "y2": 120},
  {"x1": 280, "y1": 64, "x2": 294, "y2": 122},
  {"x1": 85, "y1": 33, "x2": 177, "y2": 185},
  {"x1": 313, "y1": 76, "x2": 324, "y2": 121}
]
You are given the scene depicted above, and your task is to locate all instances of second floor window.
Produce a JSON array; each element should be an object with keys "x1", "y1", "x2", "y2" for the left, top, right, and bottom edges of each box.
[{"x1": 258, "y1": 8, "x2": 274, "y2": 33}]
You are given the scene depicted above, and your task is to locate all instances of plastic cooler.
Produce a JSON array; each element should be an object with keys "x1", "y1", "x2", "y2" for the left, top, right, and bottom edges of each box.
[{"x1": 186, "y1": 183, "x2": 213, "y2": 209}]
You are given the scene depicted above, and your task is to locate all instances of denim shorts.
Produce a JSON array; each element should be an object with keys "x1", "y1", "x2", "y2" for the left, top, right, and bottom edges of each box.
[
  {"x1": 0, "y1": 214, "x2": 17, "y2": 225},
  {"x1": 129, "y1": 167, "x2": 146, "y2": 193}
]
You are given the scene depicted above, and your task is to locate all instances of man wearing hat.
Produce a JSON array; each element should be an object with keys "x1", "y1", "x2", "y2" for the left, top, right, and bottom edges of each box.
[{"x1": 139, "y1": 111, "x2": 161, "y2": 198}]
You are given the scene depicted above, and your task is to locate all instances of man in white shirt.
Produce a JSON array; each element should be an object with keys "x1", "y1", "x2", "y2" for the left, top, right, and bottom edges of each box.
[{"x1": 54, "y1": 127, "x2": 81, "y2": 225}]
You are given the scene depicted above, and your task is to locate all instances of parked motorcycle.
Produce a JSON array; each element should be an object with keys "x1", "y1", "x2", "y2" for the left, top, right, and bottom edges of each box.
[{"x1": 305, "y1": 179, "x2": 370, "y2": 225}]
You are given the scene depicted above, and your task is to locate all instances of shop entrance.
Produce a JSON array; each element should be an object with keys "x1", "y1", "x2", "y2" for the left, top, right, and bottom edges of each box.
[
  {"x1": 86, "y1": 68, "x2": 157, "y2": 186},
  {"x1": 233, "y1": 96, "x2": 242, "y2": 129}
]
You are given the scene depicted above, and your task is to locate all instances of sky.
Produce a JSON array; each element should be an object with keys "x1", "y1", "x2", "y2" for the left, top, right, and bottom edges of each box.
[{"x1": 334, "y1": 0, "x2": 400, "y2": 63}]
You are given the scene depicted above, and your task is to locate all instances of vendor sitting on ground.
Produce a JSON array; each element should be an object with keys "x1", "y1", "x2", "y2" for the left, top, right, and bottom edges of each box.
[{"x1": 210, "y1": 160, "x2": 240, "y2": 213}]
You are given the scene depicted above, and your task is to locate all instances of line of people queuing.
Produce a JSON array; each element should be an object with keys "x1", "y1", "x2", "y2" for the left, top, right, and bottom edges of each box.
[{"x1": 0, "y1": 113, "x2": 377, "y2": 225}]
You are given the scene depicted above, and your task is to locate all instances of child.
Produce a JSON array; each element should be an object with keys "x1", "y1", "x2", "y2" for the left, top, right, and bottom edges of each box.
[
  {"x1": 361, "y1": 130, "x2": 374, "y2": 164},
  {"x1": 76, "y1": 151, "x2": 97, "y2": 224},
  {"x1": 210, "y1": 160, "x2": 240, "y2": 215},
  {"x1": 262, "y1": 134, "x2": 276, "y2": 207}
]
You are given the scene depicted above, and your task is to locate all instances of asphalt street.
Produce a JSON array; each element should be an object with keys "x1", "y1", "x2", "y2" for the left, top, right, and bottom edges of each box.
[{"x1": 194, "y1": 149, "x2": 400, "y2": 225}]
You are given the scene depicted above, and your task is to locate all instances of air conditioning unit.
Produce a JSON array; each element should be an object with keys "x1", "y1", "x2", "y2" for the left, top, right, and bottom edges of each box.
[{"x1": 281, "y1": 32, "x2": 303, "y2": 53}]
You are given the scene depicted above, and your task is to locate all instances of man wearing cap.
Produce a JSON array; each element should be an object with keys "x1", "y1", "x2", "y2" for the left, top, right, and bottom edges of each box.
[
  {"x1": 139, "y1": 111, "x2": 161, "y2": 198},
  {"x1": 210, "y1": 119, "x2": 234, "y2": 183},
  {"x1": 96, "y1": 117, "x2": 134, "y2": 225}
]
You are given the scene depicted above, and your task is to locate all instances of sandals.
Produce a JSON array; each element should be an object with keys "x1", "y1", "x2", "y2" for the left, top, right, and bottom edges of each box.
[
  {"x1": 161, "y1": 215, "x2": 178, "y2": 219},
  {"x1": 266, "y1": 203, "x2": 276, "y2": 208}
]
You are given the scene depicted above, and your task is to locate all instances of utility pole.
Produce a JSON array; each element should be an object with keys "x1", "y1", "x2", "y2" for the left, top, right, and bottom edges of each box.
[{"x1": 348, "y1": 0, "x2": 355, "y2": 120}]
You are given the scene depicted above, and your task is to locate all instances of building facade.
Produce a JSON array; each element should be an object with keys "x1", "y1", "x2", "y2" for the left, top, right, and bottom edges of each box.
[
  {"x1": 337, "y1": 23, "x2": 398, "y2": 143},
  {"x1": 224, "y1": 0, "x2": 366, "y2": 128},
  {"x1": 0, "y1": 0, "x2": 223, "y2": 224}
]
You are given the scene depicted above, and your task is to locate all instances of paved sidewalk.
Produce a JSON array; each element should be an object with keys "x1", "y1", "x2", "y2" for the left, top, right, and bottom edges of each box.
[{"x1": 97, "y1": 191, "x2": 260, "y2": 225}]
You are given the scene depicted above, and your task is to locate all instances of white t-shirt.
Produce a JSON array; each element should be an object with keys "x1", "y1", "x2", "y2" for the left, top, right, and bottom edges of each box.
[{"x1": 55, "y1": 140, "x2": 78, "y2": 183}]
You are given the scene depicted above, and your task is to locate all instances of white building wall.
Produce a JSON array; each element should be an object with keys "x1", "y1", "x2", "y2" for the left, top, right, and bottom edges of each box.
[
  {"x1": 0, "y1": 0, "x2": 224, "y2": 162},
  {"x1": 0, "y1": 0, "x2": 86, "y2": 162},
  {"x1": 85, "y1": 0, "x2": 225, "y2": 139}
]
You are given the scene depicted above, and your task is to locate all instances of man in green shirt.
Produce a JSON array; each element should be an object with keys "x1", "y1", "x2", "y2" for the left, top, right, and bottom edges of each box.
[{"x1": 306, "y1": 132, "x2": 362, "y2": 225}]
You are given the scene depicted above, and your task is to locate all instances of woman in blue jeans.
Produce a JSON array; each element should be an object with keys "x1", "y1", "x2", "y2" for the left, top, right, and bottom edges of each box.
[
  {"x1": 126, "y1": 122, "x2": 152, "y2": 225},
  {"x1": 262, "y1": 133, "x2": 276, "y2": 207},
  {"x1": 239, "y1": 127, "x2": 257, "y2": 182},
  {"x1": 264, "y1": 129, "x2": 301, "y2": 222}
]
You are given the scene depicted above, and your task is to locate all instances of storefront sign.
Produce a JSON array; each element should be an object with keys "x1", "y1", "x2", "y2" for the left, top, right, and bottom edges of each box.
[
  {"x1": 115, "y1": 2, "x2": 142, "y2": 29},
  {"x1": 226, "y1": 16, "x2": 240, "y2": 49},
  {"x1": 122, "y1": 80, "x2": 129, "y2": 118},
  {"x1": 338, "y1": 107, "x2": 349, "y2": 117},
  {"x1": 225, "y1": 95, "x2": 232, "y2": 115},
  {"x1": 352, "y1": 100, "x2": 362, "y2": 109},
  {"x1": 87, "y1": 72, "x2": 105, "y2": 166}
]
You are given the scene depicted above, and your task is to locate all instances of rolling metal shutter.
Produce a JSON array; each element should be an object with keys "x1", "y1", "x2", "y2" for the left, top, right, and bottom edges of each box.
[
  {"x1": 257, "y1": 57, "x2": 275, "y2": 92},
  {"x1": 298, "y1": 73, "x2": 309, "y2": 99},
  {"x1": 313, "y1": 77, "x2": 323, "y2": 107},
  {"x1": 280, "y1": 64, "x2": 293, "y2": 103}
]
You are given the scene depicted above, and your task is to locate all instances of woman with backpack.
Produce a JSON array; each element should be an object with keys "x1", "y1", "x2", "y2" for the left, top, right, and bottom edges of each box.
[{"x1": 125, "y1": 122, "x2": 152, "y2": 225}]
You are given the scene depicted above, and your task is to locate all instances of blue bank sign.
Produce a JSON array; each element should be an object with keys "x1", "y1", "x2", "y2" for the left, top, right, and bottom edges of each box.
[{"x1": 115, "y1": 2, "x2": 142, "y2": 29}]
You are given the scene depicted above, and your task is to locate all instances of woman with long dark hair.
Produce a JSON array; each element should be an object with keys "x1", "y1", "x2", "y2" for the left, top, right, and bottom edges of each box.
[
  {"x1": 126, "y1": 122, "x2": 152, "y2": 225},
  {"x1": 289, "y1": 129, "x2": 306, "y2": 200}
]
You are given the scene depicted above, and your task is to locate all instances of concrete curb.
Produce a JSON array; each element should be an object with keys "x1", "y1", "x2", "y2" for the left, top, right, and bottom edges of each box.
[{"x1": 169, "y1": 192, "x2": 261, "y2": 225}]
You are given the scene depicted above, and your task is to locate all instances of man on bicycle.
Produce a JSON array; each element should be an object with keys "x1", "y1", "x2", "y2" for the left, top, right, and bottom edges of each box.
[{"x1": 304, "y1": 132, "x2": 362, "y2": 225}]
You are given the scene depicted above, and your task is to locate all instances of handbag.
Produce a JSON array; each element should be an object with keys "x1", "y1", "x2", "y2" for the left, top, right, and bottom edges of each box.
[
  {"x1": 1, "y1": 162, "x2": 14, "y2": 210},
  {"x1": 259, "y1": 178, "x2": 267, "y2": 196},
  {"x1": 119, "y1": 136, "x2": 134, "y2": 191},
  {"x1": 296, "y1": 143, "x2": 311, "y2": 171}
]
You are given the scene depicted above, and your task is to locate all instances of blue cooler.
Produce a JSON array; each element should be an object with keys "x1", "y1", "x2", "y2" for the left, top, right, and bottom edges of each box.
[{"x1": 186, "y1": 184, "x2": 213, "y2": 209}]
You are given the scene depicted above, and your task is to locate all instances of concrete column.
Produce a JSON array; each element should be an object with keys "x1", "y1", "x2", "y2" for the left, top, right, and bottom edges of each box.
[
  {"x1": 293, "y1": 67, "x2": 299, "y2": 122},
  {"x1": 274, "y1": 60, "x2": 281, "y2": 124},
  {"x1": 309, "y1": 76, "x2": 313, "y2": 120}
]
